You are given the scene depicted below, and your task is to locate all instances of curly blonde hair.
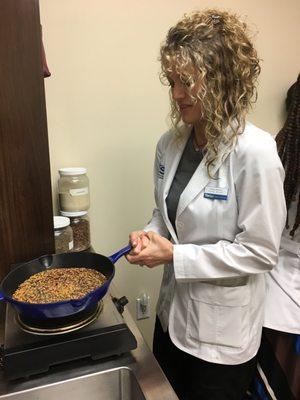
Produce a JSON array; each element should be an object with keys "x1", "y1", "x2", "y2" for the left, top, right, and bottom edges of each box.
[{"x1": 160, "y1": 9, "x2": 261, "y2": 173}]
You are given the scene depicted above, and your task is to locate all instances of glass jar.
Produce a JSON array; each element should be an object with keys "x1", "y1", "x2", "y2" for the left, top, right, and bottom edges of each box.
[
  {"x1": 58, "y1": 167, "x2": 90, "y2": 212},
  {"x1": 53, "y1": 216, "x2": 74, "y2": 253},
  {"x1": 61, "y1": 211, "x2": 90, "y2": 252}
]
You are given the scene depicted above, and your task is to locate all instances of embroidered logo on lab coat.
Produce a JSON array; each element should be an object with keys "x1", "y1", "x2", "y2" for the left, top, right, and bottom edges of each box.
[{"x1": 158, "y1": 164, "x2": 165, "y2": 179}]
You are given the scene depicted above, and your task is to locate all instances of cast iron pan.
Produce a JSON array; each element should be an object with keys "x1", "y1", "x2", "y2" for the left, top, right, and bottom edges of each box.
[{"x1": 0, "y1": 245, "x2": 131, "y2": 320}]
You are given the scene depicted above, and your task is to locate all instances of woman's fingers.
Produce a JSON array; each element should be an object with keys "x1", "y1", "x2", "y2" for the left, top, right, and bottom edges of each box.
[
  {"x1": 126, "y1": 231, "x2": 172, "y2": 267},
  {"x1": 129, "y1": 231, "x2": 144, "y2": 247},
  {"x1": 126, "y1": 245, "x2": 149, "y2": 264},
  {"x1": 141, "y1": 235, "x2": 150, "y2": 248},
  {"x1": 129, "y1": 231, "x2": 145, "y2": 252},
  {"x1": 126, "y1": 252, "x2": 143, "y2": 264},
  {"x1": 126, "y1": 230, "x2": 149, "y2": 259}
]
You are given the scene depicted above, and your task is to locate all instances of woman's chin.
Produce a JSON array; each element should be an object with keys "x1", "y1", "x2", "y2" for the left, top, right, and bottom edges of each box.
[{"x1": 181, "y1": 116, "x2": 194, "y2": 124}]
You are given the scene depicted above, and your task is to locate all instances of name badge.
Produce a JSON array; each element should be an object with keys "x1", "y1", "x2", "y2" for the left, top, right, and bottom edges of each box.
[{"x1": 204, "y1": 186, "x2": 228, "y2": 200}]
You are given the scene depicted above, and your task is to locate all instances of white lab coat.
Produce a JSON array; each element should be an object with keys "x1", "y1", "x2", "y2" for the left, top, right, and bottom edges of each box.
[
  {"x1": 264, "y1": 192, "x2": 300, "y2": 334},
  {"x1": 144, "y1": 121, "x2": 286, "y2": 365}
]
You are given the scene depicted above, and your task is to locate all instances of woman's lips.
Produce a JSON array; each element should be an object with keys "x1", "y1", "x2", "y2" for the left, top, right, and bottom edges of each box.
[{"x1": 178, "y1": 104, "x2": 192, "y2": 112}]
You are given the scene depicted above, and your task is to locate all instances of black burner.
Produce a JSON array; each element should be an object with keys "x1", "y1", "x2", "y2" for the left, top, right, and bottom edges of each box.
[{"x1": 2, "y1": 296, "x2": 137, "y2": 380}]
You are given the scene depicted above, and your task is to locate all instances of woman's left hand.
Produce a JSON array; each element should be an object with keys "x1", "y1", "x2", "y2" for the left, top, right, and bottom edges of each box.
[{"x1": 126, "y1": 231, "x2": 173, "y2": 268}]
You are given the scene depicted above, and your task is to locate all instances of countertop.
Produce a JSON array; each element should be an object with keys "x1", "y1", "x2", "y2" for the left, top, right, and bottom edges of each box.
[{"x1": 0, "y1": 286, "x2": 178, "y2": 399}]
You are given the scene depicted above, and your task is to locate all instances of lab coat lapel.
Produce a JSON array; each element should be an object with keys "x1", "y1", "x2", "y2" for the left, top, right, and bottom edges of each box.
[
  {"x1": 176, "y1": 139, "x2": 232, "y2": 219},
  {"x1": 161, "y1": 132, "x2": 190, "y2": 243}
]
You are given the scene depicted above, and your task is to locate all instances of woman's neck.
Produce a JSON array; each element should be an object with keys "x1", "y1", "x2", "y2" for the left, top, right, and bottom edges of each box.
[{"x1": 193, "y1": 121, "x2": 207, "y2": 148}]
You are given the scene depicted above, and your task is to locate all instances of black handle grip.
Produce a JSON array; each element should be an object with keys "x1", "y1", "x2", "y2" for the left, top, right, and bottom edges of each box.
[{"x1": 112, "y1": 296, "x2": 128, "y2": 314}]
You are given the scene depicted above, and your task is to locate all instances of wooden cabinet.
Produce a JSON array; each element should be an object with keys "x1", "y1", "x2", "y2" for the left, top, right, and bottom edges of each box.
[{"x1": 0, "y1": 0, "x2": 54, "y2": 280}]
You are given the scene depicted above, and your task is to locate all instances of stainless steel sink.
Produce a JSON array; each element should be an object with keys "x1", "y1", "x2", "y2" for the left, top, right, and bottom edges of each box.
[{"x1": 1, "y1": 367, "x2": 146, "y2": 400}]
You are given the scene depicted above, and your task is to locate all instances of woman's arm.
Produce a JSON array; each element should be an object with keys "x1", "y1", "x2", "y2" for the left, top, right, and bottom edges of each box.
[
  {"x1": 142, "y1": 134, "x2": 170, "y2": 238},
  {"x1": 127, "y1": 133, "x2": 170, "y2": 258}
]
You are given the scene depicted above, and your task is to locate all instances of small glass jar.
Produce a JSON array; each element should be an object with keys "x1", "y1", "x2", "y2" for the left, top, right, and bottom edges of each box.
[
  {"x1": 54, "y1": 216, "x2": 74, "y2": 253},
  {"x1": 61, "y1": 211, "x2": 90, "y2": 252},
  {"x1": 58, "y1": 167, "x2": 90, "y2": 212}
]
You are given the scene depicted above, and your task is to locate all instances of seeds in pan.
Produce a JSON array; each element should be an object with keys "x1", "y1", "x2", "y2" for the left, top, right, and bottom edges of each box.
[{"x1": 12, "y1": 268, "x2": 107, "y2": 304}]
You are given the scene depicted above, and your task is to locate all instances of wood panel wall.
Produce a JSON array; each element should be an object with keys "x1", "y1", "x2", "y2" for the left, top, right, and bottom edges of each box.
[{"x1": 0, "y1": 0, "x2": 54, "y2": 281}]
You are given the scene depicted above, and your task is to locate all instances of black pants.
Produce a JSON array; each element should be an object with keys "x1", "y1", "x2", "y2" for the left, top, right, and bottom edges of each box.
[{"x1": 153, "y1": 317, "x2": 256, "y2": 400}]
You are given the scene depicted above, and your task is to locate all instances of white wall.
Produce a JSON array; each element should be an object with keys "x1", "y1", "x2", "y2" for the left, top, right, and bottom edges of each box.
[{"x1": 40, "y1": 0, "x2": 300, "y2": 347}]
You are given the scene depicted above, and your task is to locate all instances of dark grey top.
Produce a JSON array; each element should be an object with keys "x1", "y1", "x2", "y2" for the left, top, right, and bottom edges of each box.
[{"x1": 166, "y1": 133, "x2": 204, "y2": 232}]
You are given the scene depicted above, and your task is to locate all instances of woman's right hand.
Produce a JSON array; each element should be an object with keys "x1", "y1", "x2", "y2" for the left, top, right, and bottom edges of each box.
[{"x1": 127, "y1": 230, "x2": 149, "y2": 256}]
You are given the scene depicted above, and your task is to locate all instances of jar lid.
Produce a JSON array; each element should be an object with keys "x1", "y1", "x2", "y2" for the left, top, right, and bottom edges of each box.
[
  {"x1": 54, "y1": 216, "x2": 70, "y2": 229},
  {"x1": 59, "y1": 167, "x2": 87, "y2": 176},
  {"x1": 60, "y1": 211, "x2": 88, "y2": 217}
]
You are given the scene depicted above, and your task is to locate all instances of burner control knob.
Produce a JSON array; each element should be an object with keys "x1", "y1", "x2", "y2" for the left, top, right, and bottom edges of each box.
[{"x1": 112, "y1": 296, "x2": 129, "y2": 314}]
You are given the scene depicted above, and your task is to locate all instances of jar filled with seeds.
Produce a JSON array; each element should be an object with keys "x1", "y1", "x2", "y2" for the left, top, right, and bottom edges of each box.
[
  {"x1": 58, "y1": 167, "x2": 90, "y2": 212},
  {"x1": 60, "y1": 211, "x2": 90, "y2": 252},
  {"x1": 54, "y1": 216, "x2": 74, "y2": 253}
]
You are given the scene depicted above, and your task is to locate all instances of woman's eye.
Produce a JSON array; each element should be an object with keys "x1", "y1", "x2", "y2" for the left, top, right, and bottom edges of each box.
[
  {"x1": 167, "y1": 80, "x2": 174, "y2": 88},
  {"x1": 181, "y1": 78, "x2": 191, "y2": 87}
]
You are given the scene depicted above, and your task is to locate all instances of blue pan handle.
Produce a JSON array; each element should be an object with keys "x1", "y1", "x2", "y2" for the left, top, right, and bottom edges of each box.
[
  {"x1": 0, "y1": 292, "x2": 4, "y2": 301},
  {"x1": 108, "y1": 245, "x2": 132, "y2": 264}
]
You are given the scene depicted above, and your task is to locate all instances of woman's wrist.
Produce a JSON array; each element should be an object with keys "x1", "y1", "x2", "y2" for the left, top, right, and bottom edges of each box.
[{"x1": 166, "y1": 242, "x2": 174, "y2": 263}]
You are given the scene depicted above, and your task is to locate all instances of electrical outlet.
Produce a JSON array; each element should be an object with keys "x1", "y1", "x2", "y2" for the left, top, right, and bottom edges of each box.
[{"x1": 136, "y1": 293, "x2": 150, "y2": 320}]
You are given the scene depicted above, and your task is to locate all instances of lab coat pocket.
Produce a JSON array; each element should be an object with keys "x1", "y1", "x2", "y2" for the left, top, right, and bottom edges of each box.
[{"x1": 187, "y1": 283, "x2": 250, "y2": 348}]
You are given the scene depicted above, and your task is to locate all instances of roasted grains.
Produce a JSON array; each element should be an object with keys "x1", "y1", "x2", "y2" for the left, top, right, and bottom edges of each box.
[
  {"x1": 13, "y1": 268, "x2": 107, "y2": 303},
  {"x1": 71, "y1": 218, "x2": 90, "y2": 251}
]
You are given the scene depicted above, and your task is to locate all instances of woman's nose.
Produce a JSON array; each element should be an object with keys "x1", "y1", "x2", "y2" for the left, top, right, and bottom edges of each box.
[{"x1": 172, "y1": 83, "x2": 186, "y2": 100}]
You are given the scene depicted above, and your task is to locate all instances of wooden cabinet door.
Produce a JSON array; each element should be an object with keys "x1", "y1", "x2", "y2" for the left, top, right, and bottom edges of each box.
[{"x1": 0, "y1": 0, "x2": 54, "y2": 280}]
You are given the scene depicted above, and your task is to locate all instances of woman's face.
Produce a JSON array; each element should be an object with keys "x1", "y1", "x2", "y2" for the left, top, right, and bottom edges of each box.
[{"x1": 167, "y1": 71, "x2": 202, "y2": 125}]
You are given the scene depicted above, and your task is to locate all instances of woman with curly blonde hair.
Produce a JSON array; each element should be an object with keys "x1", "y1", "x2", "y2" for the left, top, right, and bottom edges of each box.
[{"x1": 126, "y1": 9, "x2": 286, "y2": 399}]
